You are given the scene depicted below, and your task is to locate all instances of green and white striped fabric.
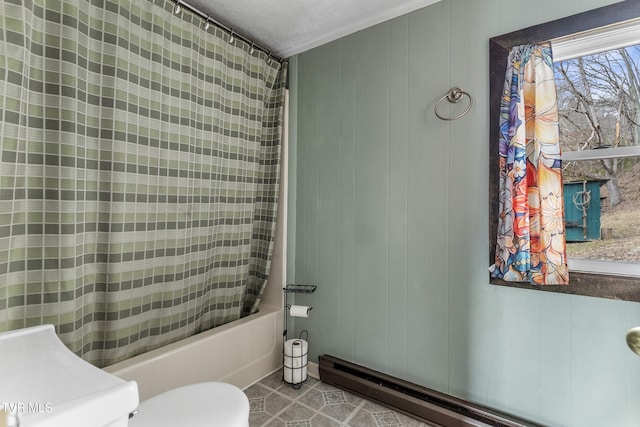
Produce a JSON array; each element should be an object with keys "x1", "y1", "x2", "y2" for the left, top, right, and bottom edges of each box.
[{"x1": 0, "y1": 0, "x2": 287, "y2": 367}]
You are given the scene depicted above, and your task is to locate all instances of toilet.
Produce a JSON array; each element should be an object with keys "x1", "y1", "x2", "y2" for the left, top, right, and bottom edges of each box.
[
  {"x1": 0, "y1": 325, "x2": 249, "y2": 427},
  {"x1": 129, "y1": 382, "x2": 249, "y2": 427}
]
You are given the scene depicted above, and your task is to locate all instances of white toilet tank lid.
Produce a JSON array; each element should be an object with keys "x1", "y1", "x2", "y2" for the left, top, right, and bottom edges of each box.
[
  {"x1": 129, "y1": 382, "x2": 249, "y2": 427},
  {"x1": 0, "y1": 325, "x2": 139, "y2": 426}
]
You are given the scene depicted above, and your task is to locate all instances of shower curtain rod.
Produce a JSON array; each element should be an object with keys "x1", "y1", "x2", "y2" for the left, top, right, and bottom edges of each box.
[{"x1": 171, "y1": 0, "x2": 285, "y2": 64}]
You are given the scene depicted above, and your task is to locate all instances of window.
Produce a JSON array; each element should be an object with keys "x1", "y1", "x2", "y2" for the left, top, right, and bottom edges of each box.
[
  {"x1": 489, "y1": 1, "x2": 640, "y2": 301},
  {"x1": 553, "y1": 23, "x2": 640, "y2": 277}
]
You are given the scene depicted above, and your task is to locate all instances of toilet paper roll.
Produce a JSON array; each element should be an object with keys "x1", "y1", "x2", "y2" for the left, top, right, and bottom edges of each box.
[
  {"x1": 283, "y1": 339, "x2": 308, "y2": 384},
  {"x1": 289, "y1": 305, "x2": 310, "y2": 318}
]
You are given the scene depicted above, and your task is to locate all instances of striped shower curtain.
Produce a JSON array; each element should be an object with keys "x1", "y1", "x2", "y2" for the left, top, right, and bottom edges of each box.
[{"x1": 0, "y1": 0, "x2": 287, "y2": 366}]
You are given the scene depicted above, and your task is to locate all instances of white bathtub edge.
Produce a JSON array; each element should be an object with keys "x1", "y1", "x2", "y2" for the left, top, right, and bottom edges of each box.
[{"x1": 104, "y1": 305, "x2": 284, "y2": 401}]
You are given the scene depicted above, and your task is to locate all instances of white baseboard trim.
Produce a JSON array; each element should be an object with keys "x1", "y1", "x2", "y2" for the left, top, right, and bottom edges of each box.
[
  {"x1": 308, "y1": 361, "x2": 319, "y2": 379},
  {"x1": 243, "y1": 361, "x2": 320, "y2": 391}
]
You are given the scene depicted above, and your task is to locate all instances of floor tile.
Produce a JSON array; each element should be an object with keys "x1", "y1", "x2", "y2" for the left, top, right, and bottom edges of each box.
[
  {"x1": 297, "y1": 388, "x2": 325, "y2": 410},
  {"x1": 245, "y1": 383, "x2": 273, "y2": 398},
  {"x1": 321, "y1": 389, "x2": 346, "y2": 405},
  {"x1": 249, "y1": 410, "x2": 274, "y2": 427},
  {"x1": 373, "y1": 411, "x2": 402, "y2": 426},
  {"x1": 304, "y1": 376, "x2": 320, "y2": 387},
  {"x1": 346, "y1": 408, "x2": 378, "y2": 427},
  {"x1": 261, "y1": 370, "x2": 287, "y2": 390},
  {"x1": 278, "y1": 402, "x2": 317, "y2": 423},
  {"x1": 362, "y1": 400, "x2": 392, "y2": 414},
  {"x1": 319, "y1": 402, "x2": 357, "y2": 422},
  {"x1": 246, "y1": 370, "x2": 427, "y2": 427},
  {"x1": 342, "y1": 390, "x2": 365, "y2": 407},
  {"x1": 310, "y1": 413, "x2": 342, "y2": 427},
  {"x1": 264, "y1": 392, "x2": 294, "y2": 416},
  {"x1": 250, "y1": 397, "x2": 266, "y2": 412},
  {"x1": 278, "y1": 382, "x2": 313, "y2": 399},
  {"x1": 264, "y1": 418, "x2": 286, "y2": 427}
]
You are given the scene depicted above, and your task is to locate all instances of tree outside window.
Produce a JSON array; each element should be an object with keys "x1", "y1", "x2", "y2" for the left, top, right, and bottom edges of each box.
[{"x1": 555, "y1": 43, "x2": 640, "y2": 264}]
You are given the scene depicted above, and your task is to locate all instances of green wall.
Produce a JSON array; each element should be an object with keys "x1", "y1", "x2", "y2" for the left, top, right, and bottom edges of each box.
[{"x1": 287, "y1": 0, "x2": 640, "y2": 425}]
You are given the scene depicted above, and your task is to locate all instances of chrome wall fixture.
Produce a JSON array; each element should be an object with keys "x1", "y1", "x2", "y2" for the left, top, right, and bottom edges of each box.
[
  {"x1": 170, "y1": 0, "x2": 283, "y2": 64},
  {"x1": 434, "y1": 87, "x2": 473, "y2": 121}
]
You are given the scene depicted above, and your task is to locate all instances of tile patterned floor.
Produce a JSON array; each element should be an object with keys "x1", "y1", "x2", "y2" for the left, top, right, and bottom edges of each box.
[{"x1": 244, "y1": 369, "x2": 434, "y2": 427}]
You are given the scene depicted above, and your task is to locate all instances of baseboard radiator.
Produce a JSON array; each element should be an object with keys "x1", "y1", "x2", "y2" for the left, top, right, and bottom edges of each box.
[{"x1": 319, "y1": 355, "x2": 540, "y2": 427}]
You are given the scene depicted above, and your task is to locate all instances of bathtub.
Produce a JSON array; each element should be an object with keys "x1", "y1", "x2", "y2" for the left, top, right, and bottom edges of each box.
[{"x1": 103, "y1": 303, "x2": 283, "y2": 401}]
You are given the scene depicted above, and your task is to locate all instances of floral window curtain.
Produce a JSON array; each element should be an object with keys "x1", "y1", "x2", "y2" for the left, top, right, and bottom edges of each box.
[
  {"x1": 490, "y1": 43, "x2": 569, "y2": 285},
  {"x1": 0, "y1": 0, "x2": 286, "y2": 366}
]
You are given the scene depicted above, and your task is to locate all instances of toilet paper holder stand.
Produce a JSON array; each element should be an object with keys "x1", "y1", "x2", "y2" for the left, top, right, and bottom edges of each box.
[{"x1": 283, "y1": 284, "x2": 317, "y2": 388}]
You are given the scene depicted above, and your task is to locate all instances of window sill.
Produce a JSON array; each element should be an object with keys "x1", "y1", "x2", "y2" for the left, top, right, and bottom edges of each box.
[{"x1": 490, "y1": 272, "x2": 640, "y2": 302}]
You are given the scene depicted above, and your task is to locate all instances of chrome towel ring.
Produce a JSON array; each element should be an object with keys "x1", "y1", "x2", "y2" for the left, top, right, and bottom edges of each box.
[{"x1": 434, "y1": 87, "x2": 473, "y2": 121}]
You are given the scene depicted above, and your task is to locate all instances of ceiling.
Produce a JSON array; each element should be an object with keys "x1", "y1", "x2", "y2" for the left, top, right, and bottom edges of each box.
[{"x1": 186, "y1": 0, "x2": 442, "y2": 58}]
